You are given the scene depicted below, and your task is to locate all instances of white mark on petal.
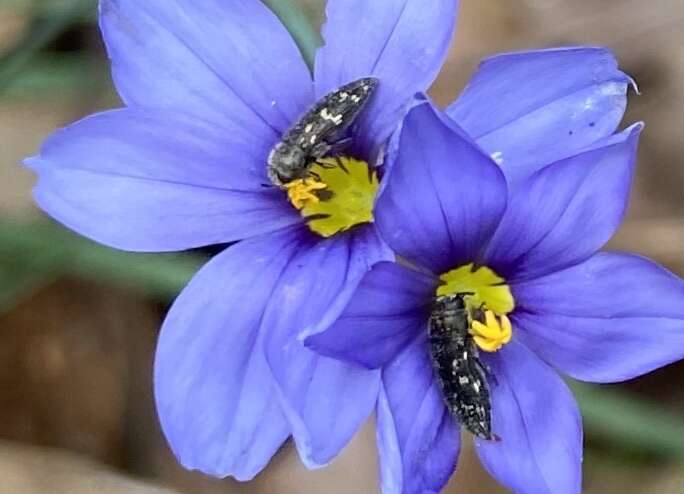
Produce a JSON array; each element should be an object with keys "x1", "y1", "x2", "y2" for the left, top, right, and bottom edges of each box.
[
  {"x1": 490, "y1": 151, "x2": 504, "y2": 165},
  {"x1": 601, "y1": 81, "x2": 627, "y2": 97}
]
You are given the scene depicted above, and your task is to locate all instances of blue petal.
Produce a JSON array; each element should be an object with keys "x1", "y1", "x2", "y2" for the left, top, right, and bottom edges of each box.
[
  {"x1": 477, "y1": 341, "x2": 582, "y2": 494},
  {"x1": 263, "y1": 226, "x2": 392, "y2": 467},
  {"x1": 305, "y1": 262, "x2": 437, "y2": 369},
  {"x1": 154, "y1": 229, "x2": 305, "y2": 480},
  {"x1": 100, "y1": 0, "x2": 312, "y2": 133},
  {"x1": 375, "y1": 100, "x2": 507, "y2": 274},
  {"x1": 377, "y1": 336, "x2": 460, "y2": 494},
  {"x1": 446, "y1": 47, "x2": 632, "y2": 186},
  {"x1": 484, "y1": 123, "x2": 642, "y2": 281},
  {"x1": 513, "y1": 252, "x2": 684, "y2": 383},
  {"x1": 25, "y1": 109, "x2": 301, "y2": 252},
  {"x1": 315, "y1": 0, "x2": 458, "y2": 155}
]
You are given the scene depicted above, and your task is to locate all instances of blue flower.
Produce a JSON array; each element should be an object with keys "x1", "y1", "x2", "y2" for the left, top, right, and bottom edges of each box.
[
  {"x1": 306, "y1": 92, "x2": 684, "y2": 491},
  {"x1": 23, "y1": 0, "x2": 462, "y2": 480}
]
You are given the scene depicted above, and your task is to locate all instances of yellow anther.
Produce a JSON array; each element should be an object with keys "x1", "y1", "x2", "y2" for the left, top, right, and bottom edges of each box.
[
  {"x1": 285, "y1": 178, "x2": 328, "y2": 209},
  {"x1": 437, "y1": 264, "x2": 514, "y2": 353},
  {"x1": 470, "y1": 311, "x2": 512, "y2": 353}
]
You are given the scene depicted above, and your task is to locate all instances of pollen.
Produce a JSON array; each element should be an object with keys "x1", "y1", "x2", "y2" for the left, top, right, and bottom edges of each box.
[
  {"x1": 295, "y1": 157, "x2": 379, "y2": 238},
  {"x1": 438, "y1": 263, "x2": 515, "y2": 353},
  {"x1": 470, "y1": 311, "x2": 512, "y2": 352},
  {"x1": 285, "y1": 178, "x2": 328, "y2": 209}
]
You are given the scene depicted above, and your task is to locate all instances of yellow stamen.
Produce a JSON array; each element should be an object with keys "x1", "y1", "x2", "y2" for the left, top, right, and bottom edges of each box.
[
  {"x1": 285, "y1": 178, "x2": 328, "y2": 209},
  {"x1": 470, "y1": 311, "x2": 512, "y2": 352},
  {"x1": 437, "y1": 264, "x2": 515, "y2": 353},
  {"x1": 290, "y1": 157, "x2": 379, "y2": 238}
]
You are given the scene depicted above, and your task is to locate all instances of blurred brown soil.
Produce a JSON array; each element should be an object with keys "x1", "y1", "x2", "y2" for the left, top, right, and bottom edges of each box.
[{"x1": 0, "y1": 440, "x2": 180, "y2": 494}]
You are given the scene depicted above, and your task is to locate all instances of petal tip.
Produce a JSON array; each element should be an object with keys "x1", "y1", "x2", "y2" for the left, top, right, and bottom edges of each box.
[
  {"x1": 630, "y1": 121, "x2": 645, "y2": 134},
  {"x1": 22, "y1": 155, "x2": 42, "y2": 171}
]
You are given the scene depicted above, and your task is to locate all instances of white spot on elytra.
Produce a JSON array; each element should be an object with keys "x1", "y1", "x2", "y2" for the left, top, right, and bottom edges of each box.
[{"x1": 320, "y1": 108, "x2": 343, "y2": 125}]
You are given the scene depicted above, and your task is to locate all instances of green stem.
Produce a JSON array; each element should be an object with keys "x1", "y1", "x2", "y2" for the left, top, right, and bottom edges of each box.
[
  {"x1": 0, "y1": 220, "x2": 204, "y2": 301},
  {"x1": 572, "y1": 382, "x2": 684, "y2": 459},
  {"x1": 0, "y1": 0, "x2": 95, "y2": 92},
  {"x1": 262, "y1": 0, "x2": 323, "y2": 71}
]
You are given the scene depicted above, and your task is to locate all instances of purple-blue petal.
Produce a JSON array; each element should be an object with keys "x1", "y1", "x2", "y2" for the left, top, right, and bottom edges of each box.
[
  {"x1": 476, "y1": 341, "x2": 582, "y2": 494},
  {"x1": 154, "y1": 229, "x2": 304, "y2": 480},
  {"x1": 100, "y1": 0, "x2": 312, "y2": 133},
  {"x1": 263, "y1": 226, "x2": 391, "y2": 467},
  {"x1": 315, "y1": 0, "x2": 458, "y2": 155},
  {"x1": 305, "y1": 262, "x2": 437, "y2": 369},
  {"x1": 377, "y1": 336, "x2": 460, "y2": 494},
  {"x1": 375, "y1": 100, "x2": 507, "y2": 274},
  {"x1": 446, "y1": 47, "x2": 632, "y2": 186},
  {"x1": 513, "y1": 252, "x2": 684, "y2": 383},
  {"x1": 25, "y1": 109, "x2": 301, "y2": 252},
  {"x1": 484, "y1": 123, "x2": 642, "y2": 281}
]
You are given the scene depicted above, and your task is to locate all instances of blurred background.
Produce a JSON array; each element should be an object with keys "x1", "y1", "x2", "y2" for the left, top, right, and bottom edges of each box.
[{"x1": 1, "y1": 0, "x2": 683, "y2": 492}]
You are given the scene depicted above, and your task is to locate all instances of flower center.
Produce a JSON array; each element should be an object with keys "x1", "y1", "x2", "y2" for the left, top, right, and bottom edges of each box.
[
  {"x1": 285, "y1": 178, "x2": 328, "y2": 209},
  {"x1": 286, "y1": 157, "x2": 379, "y2": 238},
  {"x1": 438, "y1": 263, "x2": 515, "y2": 352}
]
